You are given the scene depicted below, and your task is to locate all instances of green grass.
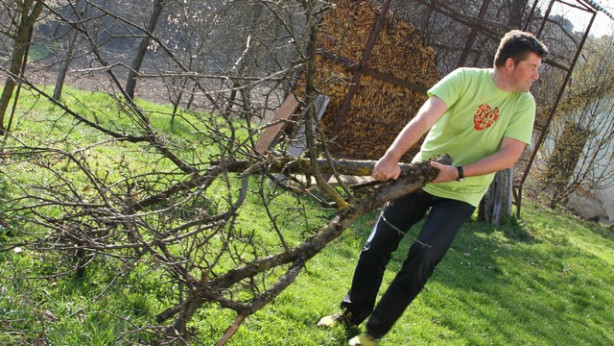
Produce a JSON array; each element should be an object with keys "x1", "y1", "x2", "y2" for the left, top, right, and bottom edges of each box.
[
  {"x1": 222, "y1": 204, "x2": 613, "y2": 346},
  {"x1": 1, "y1": 86, "x2": 613, "y2": 345}
]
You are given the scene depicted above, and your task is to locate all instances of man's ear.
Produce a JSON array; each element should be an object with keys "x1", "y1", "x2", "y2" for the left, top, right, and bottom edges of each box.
[{"x1": 505, "y1": 57, "x2": 516, "y2": 70}]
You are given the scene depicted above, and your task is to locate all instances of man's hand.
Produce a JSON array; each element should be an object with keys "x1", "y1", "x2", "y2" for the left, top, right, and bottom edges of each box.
[
  {"x1": 429, "y1": 161, "x2": 459, "y2": 183},
  {"x1": 372, "y1": 156, "x2": 401, "y2": 181},
  {"x1": 370, "y1": 97, "x2": 448, "y2": 182}
]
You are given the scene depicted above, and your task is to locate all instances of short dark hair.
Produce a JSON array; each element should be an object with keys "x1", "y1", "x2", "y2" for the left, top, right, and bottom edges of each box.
[{"x1": 494, "y1": 30, "x2": 549, "y2": 67}]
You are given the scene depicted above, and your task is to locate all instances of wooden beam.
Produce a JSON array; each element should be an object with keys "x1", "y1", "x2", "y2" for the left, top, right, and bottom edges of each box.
[
  {"x1": 318, "y1": 50, "x2": 429, "y2": 94},
  {"x1": 254, "y1": 93, "x2": 300, "y2": 154}
]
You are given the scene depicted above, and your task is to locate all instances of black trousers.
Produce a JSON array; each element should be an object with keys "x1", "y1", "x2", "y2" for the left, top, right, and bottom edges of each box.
[{"x1": 341, "y1": 190, "x2": 475, "y2": 338}]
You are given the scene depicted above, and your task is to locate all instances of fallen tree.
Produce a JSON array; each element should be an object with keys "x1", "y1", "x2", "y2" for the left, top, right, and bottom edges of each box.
[
  {"x1": 158, "y1": 154, "x2": 451, "y2": 344},
  {"x1": 1, "y1": 134, "x2": 449, "y2": 344}
]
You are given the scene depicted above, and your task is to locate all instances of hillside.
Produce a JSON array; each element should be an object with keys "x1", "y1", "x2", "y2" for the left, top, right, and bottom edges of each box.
[{"x1": 0, "y1": 87, "x2": 612, "y2": 345}]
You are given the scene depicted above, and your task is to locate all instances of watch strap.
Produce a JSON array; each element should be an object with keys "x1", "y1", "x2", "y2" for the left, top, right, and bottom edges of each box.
[{"x1": 456, "y1": 166, "x2": 465, "y2": 181}]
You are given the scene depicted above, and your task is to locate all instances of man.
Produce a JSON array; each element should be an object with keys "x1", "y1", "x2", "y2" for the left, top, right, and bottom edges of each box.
[{"x1": 317, "y1": 30, "x2": 548, "y2": 346}]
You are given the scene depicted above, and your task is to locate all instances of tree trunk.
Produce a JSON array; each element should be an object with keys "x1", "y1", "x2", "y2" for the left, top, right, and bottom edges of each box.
[
  {"x1": 224, "y1": 88, "x2": 238, "y2": 117},
  {"x1": 185, "y1": 82, "x2": 197, "y2": 110},
  {"x1": 53, "y1": 29, "x2": 80, "y2": 100},
  {"x1": 170, "y1": 77, "x2": 189, "y2": 124},
  {"x1": 479, "y1": 169, "x2": 513, "y2": 224},
  {"x1": 125, "y1": 0, "x2": 165, "y2": 100},
  {"x1": 0, "y1": 0, "x2": 43, "y2": 134}
]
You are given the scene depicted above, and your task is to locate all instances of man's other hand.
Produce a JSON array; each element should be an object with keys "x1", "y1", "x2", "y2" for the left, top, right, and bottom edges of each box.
[{"x1": 372, "y1": 157, "x2": 401, "y2": 181}]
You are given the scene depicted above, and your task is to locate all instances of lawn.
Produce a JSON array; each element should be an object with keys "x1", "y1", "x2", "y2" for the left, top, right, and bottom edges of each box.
[
  {"x1": 0, "y1": 87, "x2": 612, "y2": 345},
  {"x1": 223, "y1": 202, "x2": 613, "y2": 345}
]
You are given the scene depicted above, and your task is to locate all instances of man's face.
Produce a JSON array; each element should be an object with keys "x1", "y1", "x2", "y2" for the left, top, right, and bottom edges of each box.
[{"x1": 509, "y1": 52, "x2": 542, "y2": 92}]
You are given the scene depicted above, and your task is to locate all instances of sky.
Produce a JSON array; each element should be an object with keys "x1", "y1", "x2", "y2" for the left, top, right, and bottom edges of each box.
[
  {"x1": 585, "y1": 0, "x2": 613, "y2": 37},
  {"x1": 550, "y1": 0, "x2": 614, "y2": 37}
]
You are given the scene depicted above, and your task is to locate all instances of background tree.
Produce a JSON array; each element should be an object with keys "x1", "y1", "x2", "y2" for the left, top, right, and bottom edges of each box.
[
  {"x1": 124, "y1": 0, "x2": 166, "y2": 100},
  {"x1": 0, "y1": 0, "x2": 44, "y2": 134},
  {"x1": 49, "y1": 0, "x2": 88, "y2": 100}
]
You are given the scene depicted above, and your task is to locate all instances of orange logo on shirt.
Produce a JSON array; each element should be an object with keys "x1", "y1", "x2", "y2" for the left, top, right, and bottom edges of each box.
[{"x1": 473, "y1": 104, "x2": 499, "y2": 131}]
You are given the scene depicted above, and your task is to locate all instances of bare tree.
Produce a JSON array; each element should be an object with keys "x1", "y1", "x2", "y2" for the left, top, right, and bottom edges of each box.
[
  {"x1": 50, "y1": 0, "x2": 89, "y2": 100},
  {"x1": 0, "y1": 0, "x2": 44, "y2": 134}
]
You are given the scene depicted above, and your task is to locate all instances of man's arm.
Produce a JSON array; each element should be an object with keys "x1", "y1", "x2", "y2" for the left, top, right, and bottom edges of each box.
[
  {"x1": 372, "y1": 96, "x2": 448, "y2": 181},
  {"x1": 430, "y1": 137, "x2": 527, "y2": 183}
]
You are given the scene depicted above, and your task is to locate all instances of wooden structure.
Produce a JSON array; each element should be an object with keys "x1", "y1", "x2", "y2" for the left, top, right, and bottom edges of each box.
[{"x1": 294, "y1": 0, "x2": 440, "y2": 161}]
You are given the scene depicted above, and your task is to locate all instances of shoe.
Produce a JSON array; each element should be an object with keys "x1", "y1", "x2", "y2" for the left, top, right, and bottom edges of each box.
[
  {"x1": 348, "y1": 332, "x2": 378, "y2": 346},
  {"x1": 317, "y1": 310, "x2": 353, "y2": 328}
]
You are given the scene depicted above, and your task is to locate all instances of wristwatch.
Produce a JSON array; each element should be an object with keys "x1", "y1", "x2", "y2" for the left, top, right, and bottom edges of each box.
[{"x1": 456, "y1": 166, "x2": 465, "y2": 181}]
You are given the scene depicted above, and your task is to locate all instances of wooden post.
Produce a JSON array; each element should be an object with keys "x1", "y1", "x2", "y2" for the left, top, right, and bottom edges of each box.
[
  {"x1": 286, "y1": 94, "x2": 330, "y2": 158},
  {"x1": 254, "y1": 93, "x2": 300, "y2": 154},
  {"x1": 479, "y1": 168, "x2": 513, "y2": 224}
]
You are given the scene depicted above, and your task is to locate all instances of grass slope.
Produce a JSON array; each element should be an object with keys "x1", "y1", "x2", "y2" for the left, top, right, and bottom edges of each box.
[
  {"x1": 226, "y1": 202, "x2": 613, "y2": 346},
  {"x1": 0, "y1": 87, "x2": 612, "y2": 345}
]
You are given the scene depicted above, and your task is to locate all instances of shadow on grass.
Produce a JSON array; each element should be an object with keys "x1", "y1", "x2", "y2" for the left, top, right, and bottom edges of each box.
[
  {"x1": 584, "y1": 221, "x2": 614, "y2": 241},
  {"x1": 353, "y1": 212, "x2": 538, "y2": 275},
  {"x1": 345, "y1": 211, "x2": 612, "y2": 345}
]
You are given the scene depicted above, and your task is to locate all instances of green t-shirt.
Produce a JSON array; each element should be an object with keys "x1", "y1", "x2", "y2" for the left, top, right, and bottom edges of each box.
[{"x1": 413, "y1": 67, "x2": 535, "y2": 206}]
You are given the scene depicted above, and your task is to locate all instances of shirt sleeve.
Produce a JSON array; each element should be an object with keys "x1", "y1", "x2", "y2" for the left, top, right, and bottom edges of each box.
[{"x1": 427, "y1": 68, "x2": 467, "y2": 108}]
